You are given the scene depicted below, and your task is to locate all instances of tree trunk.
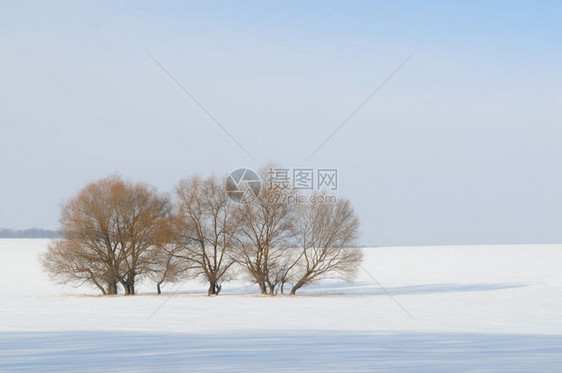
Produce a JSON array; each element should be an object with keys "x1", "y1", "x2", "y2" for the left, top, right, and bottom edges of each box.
[
  {"x1": 258, "y1": 281, "x2": 267, "y2": 295},
  {"x1": 208, "y1": 281, "x2": 216, "y2": 296},
  {"x1": 208, "y1": 281, "x2": 222, "y2": 296},
  {"x1": 157, "y1": 282, "x2": 162, "y2": 295},
  {"x1": 107, "y1": 280, "x2": 118, "y2": 295},
  {"x1": 121, "y1": 281, "x2": 128, "y2": 295},
  {"x1": 93, "y1": 279, "x2": 107, "y2": 295},
  {"x1": 267, "y1": 282, "x2": 276, "y2": 296},
  {"x1": 122, "y1": 280, "x2": 135, "y2": 295},
  {"x1": 290, "y1": 281, "x2": 304, "y2": 295}
]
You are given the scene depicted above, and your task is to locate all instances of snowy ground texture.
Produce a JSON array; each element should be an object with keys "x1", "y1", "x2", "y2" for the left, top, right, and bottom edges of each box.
[{"x1": 2, "y1": 240, "x2": 562, "y2": 372}]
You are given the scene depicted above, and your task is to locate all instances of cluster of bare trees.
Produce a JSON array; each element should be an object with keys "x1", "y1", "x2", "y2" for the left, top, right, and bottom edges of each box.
[{"x1": 41, "y1": 171, "x2": 362, "y2": 296}]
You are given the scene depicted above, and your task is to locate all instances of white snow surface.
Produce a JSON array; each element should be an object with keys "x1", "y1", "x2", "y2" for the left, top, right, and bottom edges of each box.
[{"x1": 1, "y1": 239, "x2": 562, "y2": 371}]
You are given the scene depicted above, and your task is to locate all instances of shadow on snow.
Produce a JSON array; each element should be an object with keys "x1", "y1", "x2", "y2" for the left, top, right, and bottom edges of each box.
[{"x1": 1, "y1": 330, "x2": 561, "y2": 372}]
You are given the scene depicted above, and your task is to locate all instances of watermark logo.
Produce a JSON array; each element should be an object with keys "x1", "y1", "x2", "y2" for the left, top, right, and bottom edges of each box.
[
  {"x1": 226, "y1": 168, "x2": 262, "y2": 204},
  {"x1": 267, "y1": 168, "x2": 338, "y2": 191},
  {"x1": 226, "y1": 167, "x2": 338, "y2": 204}
]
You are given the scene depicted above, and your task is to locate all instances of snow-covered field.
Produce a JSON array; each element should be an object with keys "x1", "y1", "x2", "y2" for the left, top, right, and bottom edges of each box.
[{"x1": 2, "y1": 239, "x2": 562, "y2": 371}]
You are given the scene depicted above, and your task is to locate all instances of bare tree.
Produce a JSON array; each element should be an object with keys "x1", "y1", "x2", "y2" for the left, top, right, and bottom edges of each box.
[
  {"x1": 41, "y1": 175, "x2": 171, "y2": 295},
  {"x1": 41, "y1": 239, "x2": 114, "y2": 295},
  {"x1": 270, "y1": 246, "x2": 300, "y2": 295},
  {"x1": 41, "y1": 170, "x2": 363, "y2": 297},
  {"x1": 175, "y1": 175, "x2": 237, "y2": 295},
  {"x1": 289, "y1": 197, "x2": 362, "y2": 295},
  {"x1": 232, "y1": 179, "x2": 296, "y2": 295},
  {"x1": 146, "y1": 243, "x2": 191, "y2": 294},
  {"x1": 145, "y1": 218, "x2": 192, "y2": 294}
]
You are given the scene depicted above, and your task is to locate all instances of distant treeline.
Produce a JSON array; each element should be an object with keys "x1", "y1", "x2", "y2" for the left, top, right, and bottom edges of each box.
[{"x1": 0, "y1": 228, "x2": 61, "y2": 239}]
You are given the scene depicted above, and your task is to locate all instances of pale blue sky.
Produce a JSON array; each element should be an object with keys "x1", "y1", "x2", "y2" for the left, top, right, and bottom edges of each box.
[{"x1": 1, "y1": 1, "x2": 561, "y2": 245}]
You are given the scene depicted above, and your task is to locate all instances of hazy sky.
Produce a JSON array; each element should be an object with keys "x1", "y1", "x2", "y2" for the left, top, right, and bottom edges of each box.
[{"x1": 1, "y1": 1, "x2": 562, "y2": 245}]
